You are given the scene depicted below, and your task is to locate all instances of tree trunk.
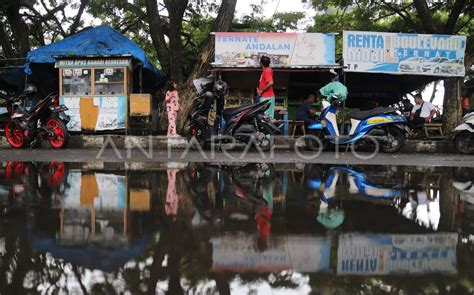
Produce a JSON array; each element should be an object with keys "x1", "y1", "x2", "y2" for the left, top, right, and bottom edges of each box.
[
  {"x1": 442, "y1": 78, "x2": 462, "y2": 133},
  {"x1": 429, "y1": 81, "x2": 438, "y2": 103},
  {"x1": 145, "y1": 0, "x2": 171, "y2": 77},
  {"x1": 176, "y1": 0, "x2": 237, "y2": 133},
  {"x1": 164, "y1": 0, "x2": 188, "y2": 83},
  {"x1": 0, "y1": 23, "x2": 15, "y2": 58},
  {"x1": 5, "y1": 2, "x2": 30, "y2": 58}
]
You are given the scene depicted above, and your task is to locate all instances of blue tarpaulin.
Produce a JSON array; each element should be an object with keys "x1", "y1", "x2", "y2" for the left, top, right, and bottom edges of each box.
[
  {"x1": 26, "y1": 25, "x2": 160, "y2": 77},
  {"x1": 23, "y1": 25, "x2": 161, "y2": 96}
]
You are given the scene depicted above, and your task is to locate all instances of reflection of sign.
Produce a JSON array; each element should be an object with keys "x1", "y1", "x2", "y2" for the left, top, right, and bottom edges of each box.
[
  {"x1": 214, "y1": 32, "x2": 336, "y2": 67},
  {"x1": 55, "y1": 58, "x2": 132, "y2": 68},
  {"x1": 343, "y1": 31, "x2": 467, "y2": 76},
  {"x1": 62, "y1": 172, "x2": 126, "y2": 210},
  {"x1": 337, "y1": 233, "x2": 458, "y2": 275},
  {"x1": 211, "y1": 234, "x2": 330, "y2": 272}
]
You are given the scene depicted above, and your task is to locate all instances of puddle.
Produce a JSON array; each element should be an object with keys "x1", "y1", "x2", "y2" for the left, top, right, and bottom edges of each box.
[{"x1": 1, "y1": 162, "x2": 473, "y2": 294}]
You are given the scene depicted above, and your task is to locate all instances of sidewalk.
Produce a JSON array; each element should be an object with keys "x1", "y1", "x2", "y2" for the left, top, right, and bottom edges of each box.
[{"x1": 0, "y1": 135, "x2": 456, "y2": 154}]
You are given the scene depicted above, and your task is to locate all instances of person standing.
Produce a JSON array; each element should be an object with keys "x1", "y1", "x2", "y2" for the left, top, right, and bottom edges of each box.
[
  {"x1": 257, "y1": 56, "x2": 275, "y2": 118},
  {"x1": 165, "y1": 80, "x2": 180, "y2": 137}
]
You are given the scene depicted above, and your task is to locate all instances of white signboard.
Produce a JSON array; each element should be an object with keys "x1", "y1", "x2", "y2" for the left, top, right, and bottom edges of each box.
[
  {"x1": 214, "y1": 32, "x2": 336, "y2": 67},
  {"x1": 343, "y1": 31, "x2": 467, "y2": 76},
  {"x1": 211, "y1": 234, "x2": 330, "y2": 272}
]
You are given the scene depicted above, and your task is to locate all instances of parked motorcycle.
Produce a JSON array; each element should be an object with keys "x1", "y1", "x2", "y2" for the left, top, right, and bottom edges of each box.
[
  {"x1": 4, "y1": 92, "x2": 70, "y2": 148},
  {"x1": 187, "y1": 76, "x2": 280, "y2": 151},
  {"x1": 305, "y1": 100, "x2": 408, "y2": 153},
  {"x1": 454, "y1": 109, "x2": 474, "y2": 154}
]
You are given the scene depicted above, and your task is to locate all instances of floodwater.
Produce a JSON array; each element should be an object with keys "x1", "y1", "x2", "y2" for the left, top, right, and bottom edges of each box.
[{"x1": 1, "y1": 162, "x2": 474, "y2": 294}]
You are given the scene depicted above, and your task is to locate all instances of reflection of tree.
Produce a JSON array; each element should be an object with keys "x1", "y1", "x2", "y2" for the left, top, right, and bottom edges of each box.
[{"x1": 3, "y1": 165, "x2": 474, "y2": 294}]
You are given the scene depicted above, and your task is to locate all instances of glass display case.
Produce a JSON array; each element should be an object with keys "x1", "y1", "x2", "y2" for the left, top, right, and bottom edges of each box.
[
  {"x1": 94, "y1": 68, "x2": 125, "y2": 95},
  {"x1": 61, "y1": 68, "x2": 92, "y2": 96}
]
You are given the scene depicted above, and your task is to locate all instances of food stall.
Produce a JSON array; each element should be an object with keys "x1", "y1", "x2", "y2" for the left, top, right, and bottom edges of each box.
[
  {"x1": 24, "y1": 25, "x2": 160, "y2": 134},
  {"x1": 211, "y1": 32, "x2": 341, "y2": 134}
]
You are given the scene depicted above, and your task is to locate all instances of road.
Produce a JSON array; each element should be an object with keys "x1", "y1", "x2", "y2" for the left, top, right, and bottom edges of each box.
[{"x1": 0, "y1": 148, "x2": 473, "y2": 167}]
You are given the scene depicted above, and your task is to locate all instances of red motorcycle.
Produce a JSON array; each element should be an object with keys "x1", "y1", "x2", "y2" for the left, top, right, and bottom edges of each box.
[{"x1": 4, "y1": 92, "x2": 70, "y2": 148}]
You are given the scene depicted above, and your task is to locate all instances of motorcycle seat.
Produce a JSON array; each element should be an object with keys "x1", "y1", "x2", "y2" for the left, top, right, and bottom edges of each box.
[
  {"x1": 351, "y1": 107, "x2": 397, "y2": 120},
  {"x1": 223, "y1": 104, "x2": 254, "y2": 118}
]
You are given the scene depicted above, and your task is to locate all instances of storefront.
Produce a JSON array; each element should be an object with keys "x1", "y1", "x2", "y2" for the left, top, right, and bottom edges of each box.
[
  {"x1": 56, "y1": 57, "x2": 132, "y2": 132},
  {"x1": 211, "y1": 32, "x2": 340, "y2": 133},
  {"x1": 24, "y1": 25, "x2": 160, "y2": 133}
]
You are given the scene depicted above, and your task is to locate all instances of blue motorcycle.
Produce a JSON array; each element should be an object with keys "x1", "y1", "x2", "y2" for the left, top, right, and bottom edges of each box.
[{"x1": 305, "y1": 101, "x2": 408, "y2": 153}]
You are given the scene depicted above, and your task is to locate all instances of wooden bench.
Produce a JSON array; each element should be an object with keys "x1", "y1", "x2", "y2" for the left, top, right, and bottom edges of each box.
[
  {"x1": 422, "y1": 123, "x2": 444, "y2": 139},
  {"x1": 291, "y1": 121, "x2": 306, "y2": 137}
]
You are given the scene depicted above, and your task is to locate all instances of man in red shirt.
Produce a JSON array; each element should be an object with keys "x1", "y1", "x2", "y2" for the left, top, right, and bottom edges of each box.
[{"x1": 257, "y1": 56, "x2": 275, "y2": 118}]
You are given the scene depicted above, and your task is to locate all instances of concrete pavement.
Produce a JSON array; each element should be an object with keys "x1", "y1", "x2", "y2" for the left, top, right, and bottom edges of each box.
[{"x1": 0, "y1": 147, "x2": 473, "y2": 168}]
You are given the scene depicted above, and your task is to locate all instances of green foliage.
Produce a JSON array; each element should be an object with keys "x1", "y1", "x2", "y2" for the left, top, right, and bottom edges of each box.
[{"x1": 237, "y1": 4, "x2": 305, "y2": 33}]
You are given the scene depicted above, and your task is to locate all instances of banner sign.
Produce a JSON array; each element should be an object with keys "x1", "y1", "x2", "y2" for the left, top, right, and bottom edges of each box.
[
  {"x1": 214, "y1": 32, "x2": 336, "y2": 67},
  {"x1": 55, "y1": 58, "x2": 132, "y2": 68},
  {"x1": 60, "y1": 96, "x2": 126, "y2": 131},
  {"x1": 337, "y1": 233, "x2": 458, "y2": 275},
  {"x1": 343, "y1": 31, "x2": 467, "y2": 76},
  {"x1": 211, "y1": 234, "x2": 330, "y2": 272}
]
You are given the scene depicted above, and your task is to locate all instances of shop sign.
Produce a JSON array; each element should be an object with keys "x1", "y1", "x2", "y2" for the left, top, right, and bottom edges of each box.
[
  {"x1": 343, "y1": 31, "x2": 466, "y2": 76},
  {"x1": 55, "y1": 58, "x2": 132, "y2": 68},
  {"x1": 214, "y1": 32, "x2": 336, "y2": 67}
]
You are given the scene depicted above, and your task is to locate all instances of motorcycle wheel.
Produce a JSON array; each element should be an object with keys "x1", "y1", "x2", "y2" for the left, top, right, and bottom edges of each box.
[
  {"x1": 5, "y1": 121, "x2": 27, "y2": 148},
  {"x1": 305, "y1": 129, "x2": 328, "y2": 151},
  {"x1": 380, "y1": 126, "x2": 405, "y2": 153},
  {"x1": 47, "y1": 118, "x2": 69, "y2": 149},
  {"x1": 454, "y1": 131, "x2": 474, "y2": 154}
]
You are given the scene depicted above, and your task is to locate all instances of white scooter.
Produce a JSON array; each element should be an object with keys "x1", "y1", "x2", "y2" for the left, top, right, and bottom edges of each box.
[{"x1": 454, "y1": 109, "x2": 474, "y2": 154}]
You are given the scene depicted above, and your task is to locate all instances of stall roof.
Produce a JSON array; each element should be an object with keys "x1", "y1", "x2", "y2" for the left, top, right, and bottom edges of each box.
[
  {"x1": 26, "y1": 25, "x2": 160, "y2": 77},
  {"x1": 210, "y1": 65, "x2": 342, "y2": 72}
]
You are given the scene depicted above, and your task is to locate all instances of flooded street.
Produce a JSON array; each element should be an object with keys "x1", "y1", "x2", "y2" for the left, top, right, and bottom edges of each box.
[{"x1": 1, "y1": 161, "x2": 474, "y2": 294}]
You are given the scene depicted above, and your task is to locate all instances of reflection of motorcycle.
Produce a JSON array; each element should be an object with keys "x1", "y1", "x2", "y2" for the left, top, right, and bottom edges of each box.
[
  {"x1": 186, "y1": 163, "x2": 274, "y2": 249},
  {"x1": 453, "y1": 175, "x2": 474, "y2": 246},
  {"x1": 3, "y1": 161, "x2": 68, "y2": 206},
  {"x1": 307, "y1": 166, "x2": 404, "y2": 229}
]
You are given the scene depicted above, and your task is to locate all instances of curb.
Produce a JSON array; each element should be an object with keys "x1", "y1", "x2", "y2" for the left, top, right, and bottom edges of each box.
[{"x1": 0, "y1": 135, "x2": 456, "y2": 153}]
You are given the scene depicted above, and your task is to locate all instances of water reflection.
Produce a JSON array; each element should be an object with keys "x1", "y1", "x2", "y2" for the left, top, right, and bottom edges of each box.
[{"x1": 1, "y1": 162, "x2": 473, "y2": 293}]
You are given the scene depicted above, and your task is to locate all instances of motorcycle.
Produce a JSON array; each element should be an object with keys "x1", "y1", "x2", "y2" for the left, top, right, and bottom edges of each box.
[
  {"x1": 305, "y1": 100, "x2": 408, "y2": 153},
  {"x1": 187, "y1": 76, "x2": 280, "y2": 151},
  {"x1": 4, "y1": 92, "x2": 70, "y2": 149},
  {"x1": 453, "y1": 109, "x2": 474, "y2": 154}
]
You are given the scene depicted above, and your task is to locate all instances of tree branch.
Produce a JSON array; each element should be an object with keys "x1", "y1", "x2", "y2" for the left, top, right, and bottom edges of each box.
[
  {"x1": 380, "y1": 1, "x2": 418, "y2": 30},
  {"x1": 444, "y1": 0, "x2": 466, "y2": 34},
  {"x1": 412, "y1": 0, "x2": 439, "y2": 33},
  {"x1": 69, "y1": 0, "x2": 89, "y2": 36},
  {"x1": 144, "y1": 0, "x2": 170, "y2": 75}
]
